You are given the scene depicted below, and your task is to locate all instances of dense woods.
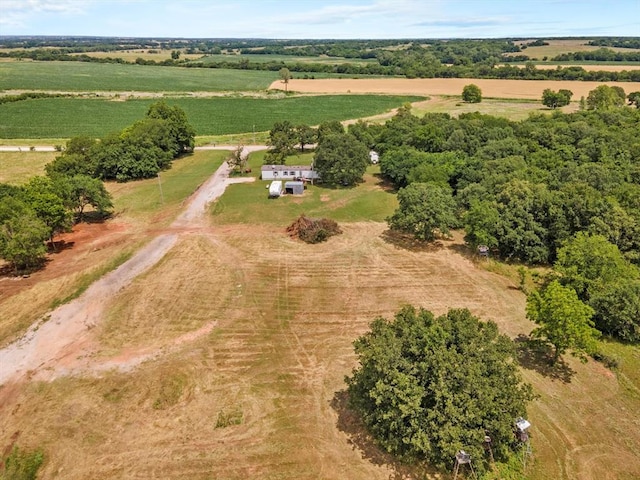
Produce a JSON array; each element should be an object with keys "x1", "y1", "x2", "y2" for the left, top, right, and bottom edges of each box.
[{"x1": 364, "y1": 97, "x2": 640, "y2": 343}]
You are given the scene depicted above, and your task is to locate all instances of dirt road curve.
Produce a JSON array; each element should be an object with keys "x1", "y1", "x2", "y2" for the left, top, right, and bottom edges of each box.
[{"x1": 0, "y1": 147, "x2": 262, "y2": 385}]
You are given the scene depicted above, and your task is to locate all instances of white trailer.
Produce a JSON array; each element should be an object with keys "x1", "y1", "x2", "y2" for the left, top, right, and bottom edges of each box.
[{"x1": 268, "y1": 180, "x2": 283, "y2": 198}]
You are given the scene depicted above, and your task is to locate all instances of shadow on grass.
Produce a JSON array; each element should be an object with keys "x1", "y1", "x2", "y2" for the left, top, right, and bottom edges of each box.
[
  {"x1": 331, "y1": 390, "x2": 438, "y2": 480},
  {"x1": 380, "y1": 229, "x2": 447, "y2": 253},
  {"x1": 515, "y1": 335, "x2": 575, "y2": 383},
  {"x1": 372, "y1": 173, "x2": 398, "y2": 193}
]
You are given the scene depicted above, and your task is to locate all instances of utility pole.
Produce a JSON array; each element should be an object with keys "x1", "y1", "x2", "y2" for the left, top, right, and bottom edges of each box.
[{"x1": 157, "y1": 172, "x2": 164, "y2": 204}]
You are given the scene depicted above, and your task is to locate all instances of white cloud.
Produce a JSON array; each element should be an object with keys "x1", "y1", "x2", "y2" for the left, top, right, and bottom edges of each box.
[{"x1": 0, "y1": 0, "x2": 90, "y2": 29}]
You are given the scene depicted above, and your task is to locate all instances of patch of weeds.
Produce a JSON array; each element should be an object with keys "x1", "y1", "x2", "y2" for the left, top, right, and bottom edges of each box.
[
  {"x1": 0, "y1": 445, "x2": 44, "y2": 480},
  {"x1": 102, "y1": 386, "x2": 128, "y2": 403},
  {"x1": 215, "y1": 406, "x2": 244, "y2": 428},
  {"x1": 592, "y1": 351, "x2": 620, "y2": 369},
  {"x1": 152, "y1": 373, "x2": 188, "y2": 410}
]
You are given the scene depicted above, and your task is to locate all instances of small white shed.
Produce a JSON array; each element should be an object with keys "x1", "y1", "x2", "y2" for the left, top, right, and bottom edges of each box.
[
  {"x1": 285, "y1": 181, "x2": 304, "y2": 195},
  {"x1": 268, "y1": 180, "x2": 283, "y2": 198}
]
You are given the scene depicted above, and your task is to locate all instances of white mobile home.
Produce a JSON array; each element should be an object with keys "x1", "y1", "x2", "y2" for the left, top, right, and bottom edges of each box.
[{"x1": 261, "y1": 165, "x2": 320, "y2": 181}]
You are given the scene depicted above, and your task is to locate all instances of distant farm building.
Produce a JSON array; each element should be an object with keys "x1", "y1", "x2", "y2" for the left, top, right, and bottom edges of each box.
[
  {"x1": 369, "y1": 150, "x2": 379, "y2": 164},
  {"x1": 261, "y1": 165, "x2": 320, "y2": 181},
  {"x1": 285, "y1": 181, "x2": 304, "y2": 195}
]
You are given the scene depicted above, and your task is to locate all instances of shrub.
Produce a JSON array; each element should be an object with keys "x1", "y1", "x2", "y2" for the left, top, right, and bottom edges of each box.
[{"x1": 1, "y1": 446, "x2": 44, "y2": 480}]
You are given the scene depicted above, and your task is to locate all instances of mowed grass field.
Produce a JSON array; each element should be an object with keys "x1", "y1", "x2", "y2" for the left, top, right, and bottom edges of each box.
[
  {"x1": 0, "y1": 95, "x2": 423, "y2": 138},
  {"x1": 0, "y1": 146, "x2": 639, "y2": 479},
  {"x1": 0, "y1": 151, "x2": 57, "y2": 184},
  {"x1": 0, "y1": 149, "x2": 227, "y2": 346},
  {"x1": 509, "y1": 38, "x2": 640, "y2": 59}
]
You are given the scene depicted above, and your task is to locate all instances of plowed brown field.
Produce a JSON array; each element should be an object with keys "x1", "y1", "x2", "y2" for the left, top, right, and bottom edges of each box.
[{"x1": 270, "y1": 78, "x2": 640, "y2": 100}]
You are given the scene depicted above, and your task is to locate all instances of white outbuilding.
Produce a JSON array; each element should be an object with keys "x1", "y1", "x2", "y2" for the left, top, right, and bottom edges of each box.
[
  {"x1": 261, "y1": 165, "x2": 320, "y2": 181},
  {"x1": 268, "y1": 180, "x2": 283, "y2": 198}
]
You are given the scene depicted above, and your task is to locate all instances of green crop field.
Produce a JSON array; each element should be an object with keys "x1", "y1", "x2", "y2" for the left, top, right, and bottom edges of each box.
[
  {"x1": 0, "y1": 61, "x2": 278, "y2": 92},
  {"x1": 0, "y1": 95, "x2": 423, "y2": 138}
]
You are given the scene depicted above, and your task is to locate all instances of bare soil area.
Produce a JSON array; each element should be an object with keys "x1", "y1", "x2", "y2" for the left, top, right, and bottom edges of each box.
[{"x1": 271, "y1": 78, "x2": 640, "y2": 100}]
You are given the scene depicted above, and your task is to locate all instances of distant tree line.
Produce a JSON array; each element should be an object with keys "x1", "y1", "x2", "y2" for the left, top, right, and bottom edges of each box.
[
  {"x1": 3, "y1": 40, "x2": 640, "y2": 82},
  {"x1": 552, "y1": 48, "x2": 640, "y2": 62},
  {"x1": 587, "y1": 38, "x2": 640, "y2": 50}
]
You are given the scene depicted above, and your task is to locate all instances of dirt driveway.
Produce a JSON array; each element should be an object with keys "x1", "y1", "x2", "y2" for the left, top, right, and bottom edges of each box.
[{"x1": 0, "y1": 148, "x2": 261, "y2": 386}]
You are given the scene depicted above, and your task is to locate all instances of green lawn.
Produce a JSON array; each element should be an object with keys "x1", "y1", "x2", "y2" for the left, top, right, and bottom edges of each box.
[
  {"x1": 0, "y1": 95, "x2": 424, "y2": 139},
  {"x1": 0, "y1": 62, "x2": 278, "y2": 92},
  {"x1": 211, "y1": 151, "x2": 398, "y2": 225},
  {"x1": 109, "y1": 149, "x2": 227, "y2": 223}
]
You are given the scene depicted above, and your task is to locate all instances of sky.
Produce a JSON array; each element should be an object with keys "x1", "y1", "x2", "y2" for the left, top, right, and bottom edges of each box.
[{"x1": 1, "y1": 0, "x2": 639, "y2": 39}]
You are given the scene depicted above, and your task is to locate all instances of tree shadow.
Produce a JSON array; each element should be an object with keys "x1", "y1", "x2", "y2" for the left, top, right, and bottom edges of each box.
[
  {"x1": 331, "y1": 390, "x2": 439, "y2": 480},
  {"x1": 372, "y1": 173, "x2": 397, "y2": 193},
  {"x1": 515, "y1": 335, "x2": 575, "y2": 383},
  {"x1": 47, "y1": 239, "x2": 75, "y2": 254},
  {"x1": 380, "y1": 229, "x2": 447, "y2": 253}
]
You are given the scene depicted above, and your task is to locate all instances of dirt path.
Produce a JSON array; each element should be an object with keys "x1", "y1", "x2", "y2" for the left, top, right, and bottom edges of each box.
[{"x1": 0, "y1": 148, "x2": 261, "y2": 385}]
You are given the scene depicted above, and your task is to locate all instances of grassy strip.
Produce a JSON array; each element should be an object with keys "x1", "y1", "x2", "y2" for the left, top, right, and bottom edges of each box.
[
  {"x1": 109, "y1": 149, "x2": 227, "y2": 222},
  {"x1": 0, "y1": 62, "x2": 278, "y2": 92},
  {"x1": 0, "y1": 95, "x2": 423, "y2": 139},
  {"x1": 212, "y1": 151, "x2": 398, "y2": 225},
  {"x1": 0, "y1": 151, "x2": 58, "y2": 185}
]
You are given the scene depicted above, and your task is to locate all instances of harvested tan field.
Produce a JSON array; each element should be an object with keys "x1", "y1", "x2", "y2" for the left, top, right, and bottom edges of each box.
[{"x1": 272, "y1": 78, "x2": 640, "y2": 100}]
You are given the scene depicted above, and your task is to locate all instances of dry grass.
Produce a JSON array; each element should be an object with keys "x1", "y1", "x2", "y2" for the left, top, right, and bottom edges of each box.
[
  {"x1": 2, "y1": 221, "x2": 638, "y2": 479},
  {"x1": 273, "y1": 78, "x2": 640, "y2": 100},
  {"x1": 509, "y1": 39, "x2": 640, "y2": 59},
  {"x1": 69, "y1": 50, "x2": 202, "y2": 62},
  {"x1": 0, "y1": 151, "x2": 57, "y2": 184},
  {"x1": 410, "y1": 96, "x2": 578, "y2": 121}
]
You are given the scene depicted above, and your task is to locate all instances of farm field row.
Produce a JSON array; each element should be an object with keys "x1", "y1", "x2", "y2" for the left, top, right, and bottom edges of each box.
[
  {"x1": 273, "y1": 77, "x2": 640, "y2": 100},
  {"x1": 0, "y1": 61, "x2": 278, "y2": 92},
  {"x1": 0, "y1": 95, "x2": 422, "y2": 139}
]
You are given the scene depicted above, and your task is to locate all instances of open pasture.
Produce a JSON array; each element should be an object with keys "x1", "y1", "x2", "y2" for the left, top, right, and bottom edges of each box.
[
  {"x1": 195, "y1": 53, "x2": 377, "y2": 65},
  {"x1": 0, "y1": 61, "x2": 278, "y2": 92},
  {"x1": 509, "y1": 38, "x2": 640, "y2": 59},
  {"x1": 0, "y1": 94, "x2": 422, "y2": 138},
  {"x1": 70, "y1": 50, "x2": 203, "y2": 61},
  {"x1": 2, "y1": 218, "x2": 639, "y2": 479},
  {"x1": 0, "y1": 150, "x2": 57, "y2": 184},
  {"x1": 274, "y1": 77, "x2": 640, "y2": 100}
]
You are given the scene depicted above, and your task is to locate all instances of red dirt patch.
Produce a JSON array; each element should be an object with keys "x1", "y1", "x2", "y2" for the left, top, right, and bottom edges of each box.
[{"x1": 0, "y1": 221, "x2": 130, "y2": 299}]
